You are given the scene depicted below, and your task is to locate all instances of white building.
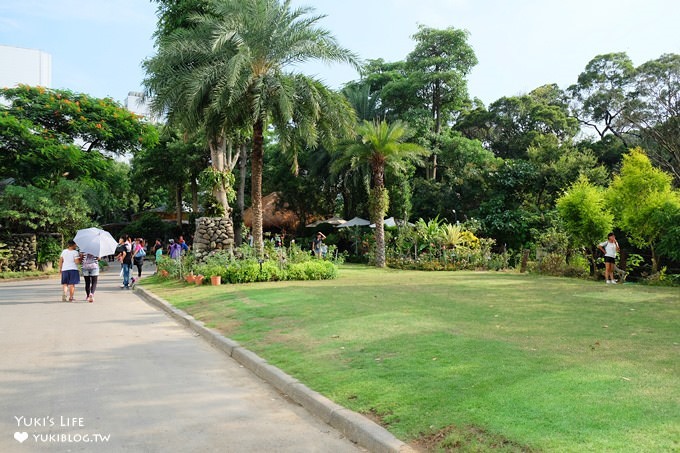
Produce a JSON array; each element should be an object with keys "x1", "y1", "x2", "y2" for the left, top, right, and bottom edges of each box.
[
  {"x1": 125, "y1": 91, "x2": 160, "y2": 123},
  {"x1": 0, "y1": 44, "x2": 52, "y2": 88}
]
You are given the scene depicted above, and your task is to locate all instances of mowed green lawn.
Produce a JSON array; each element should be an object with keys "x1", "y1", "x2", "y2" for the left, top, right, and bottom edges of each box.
[{"x1": 142, "y1": 265, "x2": 679, "y2": 452}]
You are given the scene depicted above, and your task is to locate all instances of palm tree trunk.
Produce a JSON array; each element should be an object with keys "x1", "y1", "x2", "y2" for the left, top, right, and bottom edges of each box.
[
  {"x1": 190, "y1": 176, "x2": 199, "y2": 214},
  {"x1": 252, "y1": 118, "x2": 265, "y2": 257},
  {"x1": 374, "y1": 215, "x2": 386, "y2": 268},
  {"x1": 175, "y1": 184, "x2": 183, "y2": 229},
  {"x1": 371, "y1": 166, "x2": 388, "y2": 268},
  {"x1": 234, "y1": 143, "x2": 248, "y2": 246}
]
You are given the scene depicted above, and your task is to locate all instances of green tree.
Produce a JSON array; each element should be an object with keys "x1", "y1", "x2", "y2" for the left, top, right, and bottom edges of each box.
[
  {"x1": 607, "y1": 147, "x2": 680, "y2": 272},
  {"x1": 0, "y1": 85, "x2": 155, "y2": 157},
  {"x1": 0, "y1": 86, "x2": 155, "y2": 224},
  {"x1": 406, "y1": 25, "x2": 478, "y2": 179},
  {"x1": 568, "y1": 53, "x2": 638, "y2": 144},
  {"x1": 0, "y1": 180, "x2": 91, "y2": 235},
  {"x1": 630, "y1": 53, "x2": 680, "y2": 183},
  {"x1": 557, "y1": 175, "x2": 614, "y2": 276},
  {"x1": 334, "y1": 120, "x2": 427, "y2": 267},
  {"x1": 131, "y1": 126, "x2": 207, "y2": 227},
  {"x1": 484, "y1": 85, "x2": 579, "y2": 159}
]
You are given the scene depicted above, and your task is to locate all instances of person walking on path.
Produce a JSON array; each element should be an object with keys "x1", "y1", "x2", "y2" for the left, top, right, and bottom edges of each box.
[
  {"x1": 598, "y1": 232, "x2": 620, "y2": 284},
  {"x1": 80, "y1": 252, "x2": 100, "y2": 302},
  {"x1": 59, "y1": 240, "x2": 81, "y2": 302},
  {"x1": 133, "y1": 238, "x2": 146, "y2": 279},
  {"x1": 115, "y1": 237, "x2": 132, "y2": 289}
]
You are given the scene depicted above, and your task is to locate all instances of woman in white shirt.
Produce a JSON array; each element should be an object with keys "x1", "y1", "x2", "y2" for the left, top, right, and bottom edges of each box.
[
  {"x1": 598, "y1": 233, "x2": 620, "y2": 284},
  {"x1": 59, "y1": 240, "x2": 81, "y2": 301}
]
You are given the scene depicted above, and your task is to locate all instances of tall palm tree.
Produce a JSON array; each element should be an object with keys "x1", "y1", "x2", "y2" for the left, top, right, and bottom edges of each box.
[
  {"x1": 335, "y1": 120, "x2": 428, "y2": 267},
  {"x1": 147, "y1": 0, "x2": 358, "y2": 255},
  {"x1": 143, "y1": 16, "x2": 247, "y2": 223}
]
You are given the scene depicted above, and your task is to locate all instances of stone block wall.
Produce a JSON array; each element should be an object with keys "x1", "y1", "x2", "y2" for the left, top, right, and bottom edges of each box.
[
  {"x1": 192, "y1": 217, "x2": 234, "y2": 261},
  {"x1": 2, "y1": 234, "x2": 37, "y2": 272}
]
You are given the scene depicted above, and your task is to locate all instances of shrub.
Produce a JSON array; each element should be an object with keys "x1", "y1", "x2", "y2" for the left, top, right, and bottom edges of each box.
[
  {"x1": 36, "y1": 236, "x2": 62, "y2": 265},
  {"x1": 156, "y1": 256, "x2": 182, "y2": 279},
  {"x1": 287, "y1": 260, "x2": 338, "y2": 280},
  {"x1": 222, "y1": 260, "x2": 259, "y2": 284},
  {"x1": 181, "y1": 245, "x2": 339, "y2": 284}
]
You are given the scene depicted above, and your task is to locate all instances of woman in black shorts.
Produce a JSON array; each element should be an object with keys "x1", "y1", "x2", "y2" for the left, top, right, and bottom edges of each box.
[{"x1": 598, "y1": 233, "x2": 620, "y2": 284}]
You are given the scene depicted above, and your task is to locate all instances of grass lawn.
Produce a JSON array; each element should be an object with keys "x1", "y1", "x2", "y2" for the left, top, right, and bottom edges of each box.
[{"x1": 141, "y1": 265, "x2": 679, "y2": 452}]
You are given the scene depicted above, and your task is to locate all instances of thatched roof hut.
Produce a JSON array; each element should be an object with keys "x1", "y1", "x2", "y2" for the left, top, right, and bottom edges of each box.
[{"x1": 243, "y1": 192, "x2": 300, "y2": 232}]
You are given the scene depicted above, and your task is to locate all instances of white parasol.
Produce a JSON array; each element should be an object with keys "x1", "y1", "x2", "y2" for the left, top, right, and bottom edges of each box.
[{"x1": 73, "y1": 228, "x2": 118, "y2": 257}]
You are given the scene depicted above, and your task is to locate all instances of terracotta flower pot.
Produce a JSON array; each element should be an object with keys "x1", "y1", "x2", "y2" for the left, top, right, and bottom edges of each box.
[
  {"x1": 194, "y1": 275, "x2": 205, "y2": 285},
  {"x1": 210, "y1": 275, "x2": 221, "y2": 286},
  {"x1": 185, "y1": 273, "x2": 195, "y2": 284},
  {"x1": 160, "y1": 269, "x2": 169, "y2": 277}
]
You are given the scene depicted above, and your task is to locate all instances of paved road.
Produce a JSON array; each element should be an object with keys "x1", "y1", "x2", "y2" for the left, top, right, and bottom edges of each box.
[{"x1": 0, "y1": 267, "x2": 363, "y2": 452}]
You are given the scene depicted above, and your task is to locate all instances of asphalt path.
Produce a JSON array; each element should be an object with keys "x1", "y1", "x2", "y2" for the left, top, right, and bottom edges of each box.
[{"x1": 0, "y1": 266, "x2": 363, "y2": 452}]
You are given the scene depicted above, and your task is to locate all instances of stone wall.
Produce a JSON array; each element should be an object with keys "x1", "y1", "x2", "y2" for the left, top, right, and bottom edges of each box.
[
  {"x1": 2, "y1": 234, "x2": 37, "y2": 272},
  {"x1": 192, "y1": 217, "x2": 234, "y2": 261}
]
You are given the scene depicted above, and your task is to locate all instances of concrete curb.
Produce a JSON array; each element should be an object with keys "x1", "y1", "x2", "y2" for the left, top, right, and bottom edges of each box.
[{"x1": 134, "y1": 286, "x2": 415, "y2": 453}]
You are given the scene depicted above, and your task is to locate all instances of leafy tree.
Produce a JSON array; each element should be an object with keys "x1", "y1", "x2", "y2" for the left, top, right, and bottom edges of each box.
[
  {"x1": 0, "y1": 86, "x2": 155, "y2": 224},
  {"x1": 476, "y1": 160, "x2": 542, "y2": 250},
  {"x1": 351, "y1": 58, "x2": 415, "y2": 122},
  {"x1": 557, "y1": 175, "x2": 614, "y2": 275},
  {"x1": 334, "y1": 120, "x2": 427, "y2": 267},
  {"x1": 607, "y1": 148, "x2": 680, "y2": 272},
  {"x1": 483, "y1": 85, "x2": 579, "y2": 159},
  {"x1": 568, "y1": 52, "x2": 638, "y2": 144},
  {"x1": 131, "y1": 126, "x2": 207, "y2": 226},
  {"x1": 527, "y1": 135, "x2": 608, "y2": 210},
  {"x1": 407, "y1": 25, "x2": 477, "y2": 134},
  {"x1": 0, "y1": 180, "x2": 91, "y2": 235},
  {"x1": 263, "y1": 142, "x2": 338, "y2": 232},
  {"x1": 1, "y1": 85, "x2": 155, "y2": 157},
  {"x1": 630, "y1": 53, "x2": 680, "y2": 183}
]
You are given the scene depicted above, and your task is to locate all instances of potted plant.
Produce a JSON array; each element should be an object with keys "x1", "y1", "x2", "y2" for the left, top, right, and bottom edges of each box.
[
  {"x1": 210, "y1": 274, "x2": 221, "y2": 285},
  {"x1": 184, "y1": 272, "x2": 195, "y2": 283},
  {"x1": 194, "y1": 275, "x2": 205, "y2": 285}
]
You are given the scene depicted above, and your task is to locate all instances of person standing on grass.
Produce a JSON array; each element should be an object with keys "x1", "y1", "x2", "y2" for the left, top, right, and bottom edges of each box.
[
  {"x1": 152, "y1": 238, "x2": 163, "y2": 273},
  {"x1": 59, "y1": 240, "x2": 81, "y2": 302},
  {"x1": 168, "y1": 239, "x2": 182, "y2": 259},
  {"x1": 312, "y1": 232, "x2": 326, "y2": 258},
  {"x1": 80, "y1": 252, "x2": 99, "y2": 303},
  {"x1": 178, "y1": 235, "x2": 190, "y2": 253},
  {"x1": 598, "y1": 232, "x2": 620, "y2": 284}
]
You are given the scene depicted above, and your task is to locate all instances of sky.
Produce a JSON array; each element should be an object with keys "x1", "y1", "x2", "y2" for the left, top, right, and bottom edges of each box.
[{"x1": 1, "y1": 0, "x2": 679, "y2": 107}]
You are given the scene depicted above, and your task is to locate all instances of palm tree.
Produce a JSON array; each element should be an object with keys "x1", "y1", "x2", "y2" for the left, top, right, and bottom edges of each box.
[
  {"x1": 146, "y1": 0, "x2": 358, "y2": 255},
  {"x1": 143, "y1": 16, "x2": 247, "y2": 225},
  {"x1": 336, "y1": 120, "x2": 428, "y2": 267}
]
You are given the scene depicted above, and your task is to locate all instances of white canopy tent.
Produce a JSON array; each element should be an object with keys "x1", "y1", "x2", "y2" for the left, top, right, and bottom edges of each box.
[
  {"x1": 335, "y1": 216, "x2": 370, "y2": 228},
  {"x1": 369, "y1": 217, "x2": 414, "y2": 228}
]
